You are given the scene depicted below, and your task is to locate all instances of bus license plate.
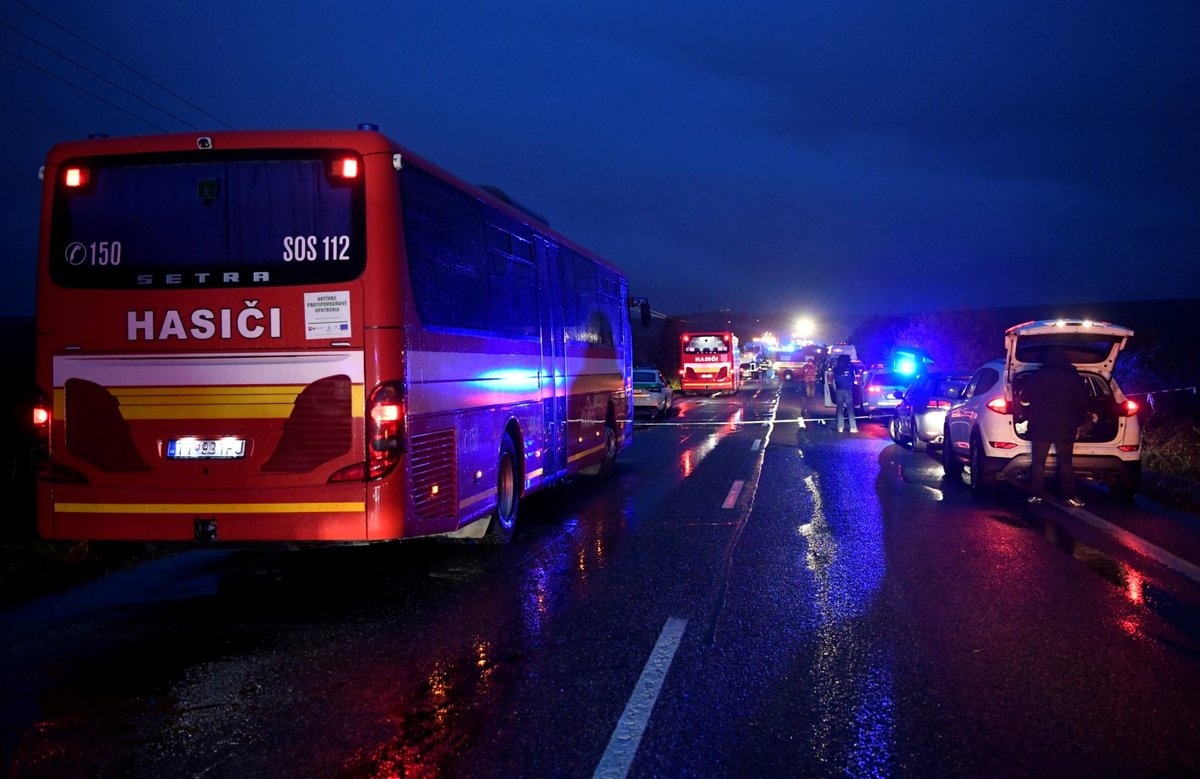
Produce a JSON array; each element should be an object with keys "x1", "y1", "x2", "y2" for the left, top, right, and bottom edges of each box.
[{"x1": 167, "y1": 438, "x2": 246, "y2": 459}]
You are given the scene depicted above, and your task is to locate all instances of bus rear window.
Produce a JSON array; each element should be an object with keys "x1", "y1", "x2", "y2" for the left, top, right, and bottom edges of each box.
[
  {"x1": 683, "y1": 335, "x2": 730, "y2": 354},
  {"x1": 50, "y1": 152, "x2": 365, "y2": 289}
]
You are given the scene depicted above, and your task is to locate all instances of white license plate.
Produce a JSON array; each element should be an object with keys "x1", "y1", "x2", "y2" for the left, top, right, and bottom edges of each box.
[{"x1": 166, "y1": 437, "x2": 246, "y2": 459}]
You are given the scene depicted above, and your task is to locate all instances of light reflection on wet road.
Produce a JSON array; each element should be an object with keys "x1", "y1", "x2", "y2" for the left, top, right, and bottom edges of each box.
[{"x1": 2, "y1": 382, "x2": 1200, "y2": 777}]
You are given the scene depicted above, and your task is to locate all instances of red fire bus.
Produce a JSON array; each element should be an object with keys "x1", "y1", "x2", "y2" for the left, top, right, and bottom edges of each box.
[
  {"x1": 32, "y1": 126, "x2": 641, "y2": 544},
  {"x1": 678, "y1": 332, "x2": 740, "y2": 395}
]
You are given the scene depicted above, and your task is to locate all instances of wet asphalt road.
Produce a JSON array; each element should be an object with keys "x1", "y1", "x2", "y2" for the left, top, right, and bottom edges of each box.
[{"x1": 3, "y1": 379, "x2": 1200, "y2": 777}]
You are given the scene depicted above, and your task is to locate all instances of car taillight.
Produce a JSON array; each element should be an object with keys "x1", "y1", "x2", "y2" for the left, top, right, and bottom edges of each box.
[
  {"x1": 1119, "y1": 399, "x2": 1139, "y2": 417},
  {"x1": 329, "y1": 382, "x2": 405, "y2": 482},
  {"x1": 867, "y1": 385, "x2": 882, "y2": 393},
  {"x1": 986, "y1": 397, "x2": 1010, "y2": 414},
  {"x1": 928, "y1": 399, "x2": 950, "y2": 409}
]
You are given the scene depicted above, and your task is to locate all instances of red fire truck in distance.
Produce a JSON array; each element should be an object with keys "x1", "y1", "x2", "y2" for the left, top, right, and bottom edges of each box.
[{"x1": 679, "y1": 332, "x2": 740, "y2": 395}]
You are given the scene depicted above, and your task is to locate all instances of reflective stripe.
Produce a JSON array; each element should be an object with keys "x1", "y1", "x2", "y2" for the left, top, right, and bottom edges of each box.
[{"x1": 55, "y1": 502, "x2": 365, "y2": 514}]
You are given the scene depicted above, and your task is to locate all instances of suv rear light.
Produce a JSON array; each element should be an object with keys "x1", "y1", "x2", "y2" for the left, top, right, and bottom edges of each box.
[
  {"x1": 986, "y1": 397, "x2": 1010, "y2": 414},
  {"x1": 928, "y1": 399, "x2": 950, "y2": 409},
  {"x1": 1118, "y1": 399, "x2": 1139, "y2": 417},
  {"x1": 1118, "y1": 445, "x2": 1140, "y2": 452},
  {"x1": 329, "y1": 381, "x2": 405, "y2": 482}
]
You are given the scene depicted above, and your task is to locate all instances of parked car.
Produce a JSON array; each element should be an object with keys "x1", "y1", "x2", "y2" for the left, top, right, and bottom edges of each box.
[
  {"x1": 888, "y1": 372, "x2": 971, "y2": 452},
  {"x1": 860, "y1": 369, "x2": 910, "y2": 417},
  {"x1": 942, "y1": 320, "x2": 1141, "y2": 498},
  {"x1": 632, "y1": 366, "x2": 674, "y2": 419}
]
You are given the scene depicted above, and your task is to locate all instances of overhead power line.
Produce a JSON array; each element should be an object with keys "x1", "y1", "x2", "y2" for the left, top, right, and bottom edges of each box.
[
  {"x1": 13, "y1": 0, "x2": 234, "y2": 130},
  {"x1": 1, "y1": 20, "x2": 200, "y2": 130},
  {"x1": 0, "y1": 45, "x2": 169, "y2": 131}
]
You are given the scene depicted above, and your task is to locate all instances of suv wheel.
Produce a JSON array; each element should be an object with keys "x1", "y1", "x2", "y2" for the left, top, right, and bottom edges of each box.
[
  {"x1": 968, "y1": 434, "x2": 997, "y2": 492},
  {"x1": 942, "y1": 425, "x2": 964, "y2": 478}
]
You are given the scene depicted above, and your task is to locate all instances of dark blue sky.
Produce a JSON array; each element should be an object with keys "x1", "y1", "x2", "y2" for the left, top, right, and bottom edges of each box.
[{"x1": 3, "y1": 1, "x2": 1198, "y2": 324}]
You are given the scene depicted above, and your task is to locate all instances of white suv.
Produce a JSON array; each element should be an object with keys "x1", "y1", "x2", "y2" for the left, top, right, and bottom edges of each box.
[{"x1": 942, "y1": 319, "x2": 1141, "y2": 499}]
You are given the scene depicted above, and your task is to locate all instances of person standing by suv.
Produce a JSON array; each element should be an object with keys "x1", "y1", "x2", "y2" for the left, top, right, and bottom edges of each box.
[
  {"x1": 831, "y1": 354, "x2": 859, "y2": 433},
  {"x1": 1024, "y1": 347, "x2": 1089, "y2": 506}
]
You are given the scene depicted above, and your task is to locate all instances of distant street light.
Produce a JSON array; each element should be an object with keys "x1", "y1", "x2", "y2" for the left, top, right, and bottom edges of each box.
[{"x1": 794, "y1": 317, "x2": 816, "y2": 342}]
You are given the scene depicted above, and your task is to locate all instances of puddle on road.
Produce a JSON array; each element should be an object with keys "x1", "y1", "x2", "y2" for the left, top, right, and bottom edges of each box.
[
  {"x1": 1011, "y1": 508, "x2": 1200, "y2": 649},
  {"x1": 883, "y1": 444, "x2": 1200, "y2": 651}
]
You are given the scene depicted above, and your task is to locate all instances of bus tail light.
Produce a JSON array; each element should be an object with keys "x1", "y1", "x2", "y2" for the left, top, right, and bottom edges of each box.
[
  {"x1": 32, "y1": 396, "x2": 51, "y2": 477},
  {"x1": 1119, "y1": 399, "x2": 1139, "y2": 417},
  {"x1": 31, "y1": 392, "x2": 87, "y2": 482},
  {"x1": 986, "y1": 397, "x2": 1011, "y2": 414},
  {"x1": 329, "y1": 382, "x2": 405, "y2": 483}
]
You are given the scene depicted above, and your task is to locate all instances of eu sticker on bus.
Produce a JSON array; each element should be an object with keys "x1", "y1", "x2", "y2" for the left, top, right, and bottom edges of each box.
[{"x1": 166, "y1": 437, "x2": 246, "y2": 459}]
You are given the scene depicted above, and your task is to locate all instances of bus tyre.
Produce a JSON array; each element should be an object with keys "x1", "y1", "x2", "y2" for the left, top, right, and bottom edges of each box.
[
  {"x1": 599, "y1": 421, "x2": 619, "y2": 479},
  {"x1": 482, "y1": 434, "x2": 520, "y2": 544}
]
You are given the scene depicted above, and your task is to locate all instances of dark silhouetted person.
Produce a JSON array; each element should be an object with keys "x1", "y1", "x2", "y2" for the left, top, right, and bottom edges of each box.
[
  {"x1": 831, "y1": 354, "x2": 858, "y2": 433},
  {"x1": 1024, "y1": 347, "x2": 1089, "y2": 506}
]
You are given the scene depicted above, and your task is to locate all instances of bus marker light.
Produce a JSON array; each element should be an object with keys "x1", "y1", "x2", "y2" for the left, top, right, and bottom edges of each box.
[
  {"x1": 64, "y1": 167, "x2": 89, "y2": 188},
  {"x1": 33, "y1": 406, "x2": 50, "y2": 427},
  {"x1": 332, "y1": 158, "x2": 359, "y2": 178}
]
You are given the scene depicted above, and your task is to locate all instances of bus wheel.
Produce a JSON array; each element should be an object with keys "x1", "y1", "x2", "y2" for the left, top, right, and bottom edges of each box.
[
  {"x1": 482, "y1": 434, "x2": 520, "y2": 544},
  {"x1": 599, "y1": 421, "x2": 619, "y2": 479}
]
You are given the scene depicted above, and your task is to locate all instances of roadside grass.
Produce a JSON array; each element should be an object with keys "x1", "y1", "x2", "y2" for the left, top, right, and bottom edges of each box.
[{"x1": 1138, "y1": 406, "x2": 1200, "y2": 509}]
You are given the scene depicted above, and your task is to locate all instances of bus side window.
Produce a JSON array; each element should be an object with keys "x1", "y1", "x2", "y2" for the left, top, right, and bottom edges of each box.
[{"x1": 402, "y1": 167, "x2": 489, "y2": 330}]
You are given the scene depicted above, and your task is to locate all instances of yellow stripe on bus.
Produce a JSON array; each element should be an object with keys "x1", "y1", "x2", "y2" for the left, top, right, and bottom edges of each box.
[
  {"x1": 53, "y1": 385, "x2": 365, "y2": 420},
  {"x1": 120, "y1": 404, "x2": 298, "y2": 420},
  {"x1": 55, "y1": 502, "x2": 366, "y2": 514},
  {"x1": 113, "y1": 385, "x2": 311, "y2": 396},
  {"x1": 567, "y1": 443, "x2": 606, "y2": 463},
  {"x1": 458, "y1": 488, "x2": 496, "y2": 510}
]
